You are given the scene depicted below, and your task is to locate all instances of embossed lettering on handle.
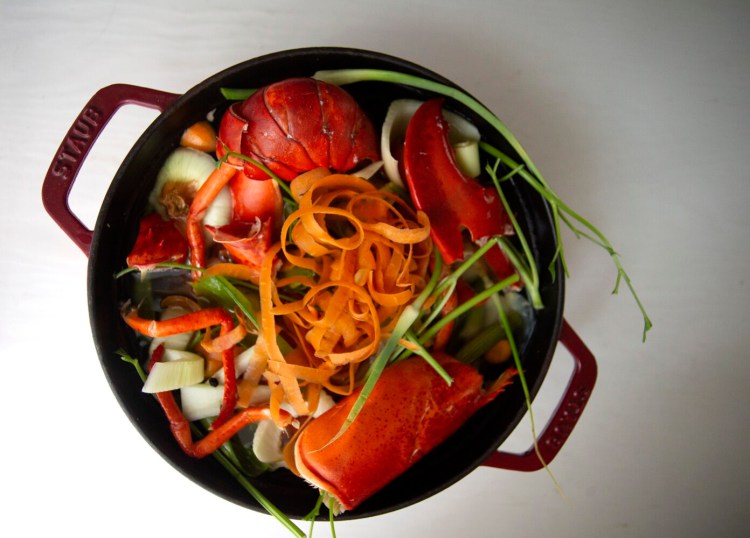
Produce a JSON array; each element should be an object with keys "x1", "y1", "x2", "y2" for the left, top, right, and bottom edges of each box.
[
  {"x1": 42, "y1": 84, "x2": 179, "y2": 256},
  {"x1": 482, "y1": 320, "x2": 597, "y2": 472}
]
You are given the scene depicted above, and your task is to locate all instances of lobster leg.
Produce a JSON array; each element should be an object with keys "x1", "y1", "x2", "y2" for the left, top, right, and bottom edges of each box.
[{"x1": 122, "y1": 307, "x2": 239, "y2": 429}]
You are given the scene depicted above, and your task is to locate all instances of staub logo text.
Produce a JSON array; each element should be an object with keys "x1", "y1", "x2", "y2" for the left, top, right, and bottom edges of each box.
[{"x1": 52, "y1": 106, "x2": 102, "y2": 180}]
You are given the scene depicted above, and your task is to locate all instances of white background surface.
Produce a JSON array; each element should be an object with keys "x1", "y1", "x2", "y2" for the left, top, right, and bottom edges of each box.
[{"x1": 2, "y1": 1, "x2": 748, "y2": 536}]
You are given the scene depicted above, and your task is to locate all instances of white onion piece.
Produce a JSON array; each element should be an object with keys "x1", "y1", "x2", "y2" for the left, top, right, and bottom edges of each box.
[
  {"x1": 352, "y1": 160, "x2": 384, "y2": 180},
  {"x1": 252, "y1": 419, "x2": 285, "y2": 464},
  {"x1": 161, "y1": 349, "x2": 203, "y2": 362},
  {"x1": 452, "y1": 140, "x2": 481, "y2": 179},
  {"x1": 149, "y1": 147, "x2": 215, "y2": 216},
  {"x1": 380, "y1": 99, "x2": 482, "y2": 187},
  {"x1": 246, "y1": 384, "x2": 272, "y2": 406},
  {"x1": 203, "y1": 185, "x2": 232, "y2": 228},
  {"x1": 212, "y1": 345, "x2": 256, "y2": 384},
  {"x1": 311, "y1": 390, "x2": 336, "y2": 418},
  {"x1": 148, "y1": 147, "x2": 231, "y2": 227},
  {"x1": 142, "y1": 357, "x2": 204, "y2": 394},
  {"x1": 180, "y1": 383, "x2": 224, "y2": 421},
  {"x1": 381, "y1": 100, "x2": 421, "y2": 187},
  {"x1": 249, "y1": 390, "x2": 333, "y2": 469}
]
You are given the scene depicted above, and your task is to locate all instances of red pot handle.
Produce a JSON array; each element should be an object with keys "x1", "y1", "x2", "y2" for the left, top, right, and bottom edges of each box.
[
  {"x1": 482, "y1": 319, "x2": 597, "y2": 471},
  {"x1": 42, "y1": 84, "x2": 180, "y2": 256}
]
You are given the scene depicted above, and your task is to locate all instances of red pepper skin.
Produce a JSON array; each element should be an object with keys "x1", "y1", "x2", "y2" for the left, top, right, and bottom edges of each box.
[
  {"x1": 122, "y1": 307, "x2": 238, "y2": 430},
  {"x1": 147, "y1": 343, "x2": 165, "y2": 373},
  {"x1": 126, "y1": 212, "x2": 188, "y2": 269},
  {"x1": 403, "y1": 99, "x2": 515, "y2": 280}
]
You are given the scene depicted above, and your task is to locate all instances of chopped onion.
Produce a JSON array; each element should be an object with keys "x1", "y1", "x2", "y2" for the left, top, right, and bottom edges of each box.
[
  {"x1": 352, "y1": 160, "x2": 384, "y2": 180},
  {"x1": 203, "y1": 184, "x2": 232, "y2": 228},
  {"x1": 161, "y1": 349, "x2": 203, "y2": 362},
  {"x1": 452, "y1": 139, "x2": 481, "y2": 179},
  {"x1": 212, "y1": 345, "x2": 256, "y2": 384},
  {"x1": 246, "y1": 384, "x2": 272, "y2": 406},
  {"x1": 148, "y1": 147, "x2": 231, "y2": 227},
  {"x1": 180, "y1": 383, "x2": 224, "y2": 421},
  {"x1": 381, "y1": 99, "x2": 482, "y2": 187},
  {"x1": 142, "y1": 356, "x2": 204, "y2": 394},
  {"x1": 250, "y1": 388, "x2": 335, "y2": 468},
  {"x1": 312, "y1": 390, "x2": 336, "y2": 418},
  {"x1": 252, "y1": 419, "x2": 285, "y2": 464},
  {"x1": 380, "y1": 100, "x2": 420, "y2": 187}
]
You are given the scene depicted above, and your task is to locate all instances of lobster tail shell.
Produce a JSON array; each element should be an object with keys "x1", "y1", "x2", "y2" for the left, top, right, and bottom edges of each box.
[
  {"x1": 293, "y1": 355, "x2": 503, "y2": 511},
  {"x1": 216, "y1": 103, "x2": 246, "y2": 166},
  {"x1": 235, "y1": 78, "x2": 378, "y2": 180}
]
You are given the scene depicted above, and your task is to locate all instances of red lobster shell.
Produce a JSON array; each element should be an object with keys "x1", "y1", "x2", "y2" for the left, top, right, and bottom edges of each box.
[
  {"x1": 293, "y1": 354, "x2": 516, "y2": 511},
  {"x1": 217, "y1": 78, "x2": 379, "y2": 180}
]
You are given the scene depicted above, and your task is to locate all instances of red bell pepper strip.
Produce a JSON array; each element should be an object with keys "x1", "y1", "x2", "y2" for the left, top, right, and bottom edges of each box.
[
  {"x1": 403, "y1": 99, "x2": 516, "y2": 281},
  {"x1": 147, "y1": 343, "x2": 165, "y2": 373},
  {"x1": 122, "y1": 307, "x2": 238, "y2": 430}
]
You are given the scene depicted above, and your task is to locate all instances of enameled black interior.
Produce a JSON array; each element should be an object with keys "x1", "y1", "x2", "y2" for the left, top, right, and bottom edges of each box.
[{"x1": 87, "y1": 47, "x2": 564, "y2": 520}]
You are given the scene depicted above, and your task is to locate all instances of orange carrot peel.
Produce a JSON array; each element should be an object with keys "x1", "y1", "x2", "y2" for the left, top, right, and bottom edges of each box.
[{"x1": 258, "y1": 168, "x2": 433, "y2": 416}]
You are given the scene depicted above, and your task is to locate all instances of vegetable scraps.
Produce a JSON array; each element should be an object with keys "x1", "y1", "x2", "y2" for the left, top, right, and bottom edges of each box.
[
  {"x1": 314, "y1": 68, "x2": 652, "y2": 341},
  {"x1": 117, "y1": 66, "x2": 650, "y2": 537}
]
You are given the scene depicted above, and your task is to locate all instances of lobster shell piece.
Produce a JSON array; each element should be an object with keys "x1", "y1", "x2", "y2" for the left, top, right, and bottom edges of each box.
[
  {"x1": 293, "y1": 354, "x2": 508, "y2": 511},
  {"x1": 232, "y1": 78, "x2": 379, "y2": 180}
]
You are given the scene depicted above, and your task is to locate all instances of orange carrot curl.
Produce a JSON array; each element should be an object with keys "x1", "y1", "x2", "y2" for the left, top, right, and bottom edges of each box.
[{"x1": 258, "y1": 168, "x2": 433, "y2": 417}]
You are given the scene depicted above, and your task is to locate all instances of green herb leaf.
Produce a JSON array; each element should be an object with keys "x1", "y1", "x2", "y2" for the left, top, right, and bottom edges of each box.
[
  {"x1": 326, "y1": 253, "x2": 444, "y2": 444},
  {"x1": 217, "y1": 146, "x2": 296, "y2": 203},
  {"x1": 116, "y1": 348, "x2": 147, "y2": 382},
  {"x1": 220, "y1": 87, "x2": 256, "y2": 101},
  {"x1": 194, "y1": 274, "x2": 260, "y2": 330}
]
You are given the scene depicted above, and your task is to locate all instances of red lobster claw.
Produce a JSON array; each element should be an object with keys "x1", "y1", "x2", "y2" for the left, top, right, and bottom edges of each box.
[{"x1": 403, "y1": 99, "x2": 515, "y2": 281}]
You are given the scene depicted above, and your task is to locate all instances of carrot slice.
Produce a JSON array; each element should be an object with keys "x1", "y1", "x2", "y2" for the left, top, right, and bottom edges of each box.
[
  {"x1": 180, "y1": 120, "x2": 218, "y2": 153},
  {"x1": 204, "y1": 262, "x2": 261, "y2": 283},
  {"x1": 187, "y1": 162, "x2": 237, "y2": 273}
]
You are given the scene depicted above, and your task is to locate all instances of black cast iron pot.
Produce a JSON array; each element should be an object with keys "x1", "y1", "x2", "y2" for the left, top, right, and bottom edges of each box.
[{"x1": 43, "y1": 47, "x2": 596, "y2": 520}]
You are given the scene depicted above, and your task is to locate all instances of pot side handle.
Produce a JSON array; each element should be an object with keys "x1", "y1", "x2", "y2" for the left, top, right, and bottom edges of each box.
[
  {"x1": 482, "y1": 319, "x2": 597, "y2": 472},
  {"x1": 42, "y1": 84, "x2": 179, "y2": 256}
]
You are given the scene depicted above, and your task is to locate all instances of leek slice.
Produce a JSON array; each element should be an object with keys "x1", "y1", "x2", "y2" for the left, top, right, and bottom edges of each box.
[
  {"x1": 252, "y1": 419, "x2": 285, "y2": 464},
  {"x1": 142, "y1": 357, "x2": 204, "y2": 393},
  {"x1": 161, "y1": 349, "x2": 203, "y2": 362},
  {"x1": 180, "y1": 383, "x2": 224, "y2": 421}
]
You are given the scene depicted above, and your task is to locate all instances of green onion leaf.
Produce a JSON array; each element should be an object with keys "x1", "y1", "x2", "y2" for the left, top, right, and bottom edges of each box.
[
  {"x1": 194, "y1": 274, "x2": 260, "y2": 331},
  {"x1": 220, "y1": 87, "x2": 256, "y2": 101},
  {"x1": 315, "y1": 68, "x2": 651, "y2": 341}
]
